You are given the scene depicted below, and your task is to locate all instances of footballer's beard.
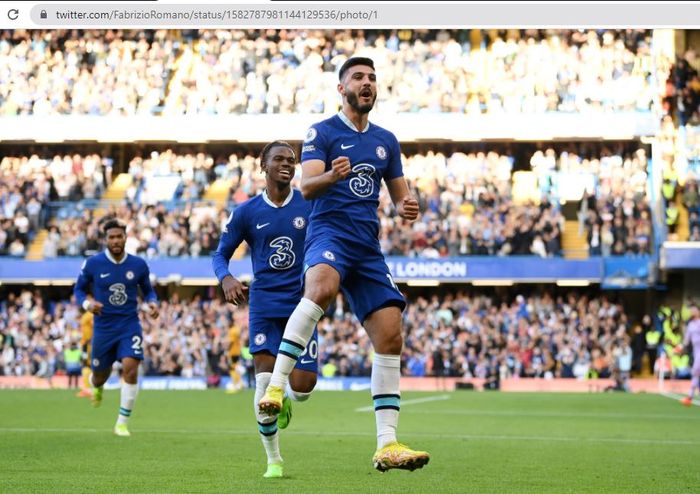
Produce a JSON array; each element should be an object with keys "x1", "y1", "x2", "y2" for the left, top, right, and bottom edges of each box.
[
  {"x1": 347, "y1": 90, "x2": 376, "y2": 114},
  {"x1": 108, "y1": 244, "x2": 124, "y2": 257}
]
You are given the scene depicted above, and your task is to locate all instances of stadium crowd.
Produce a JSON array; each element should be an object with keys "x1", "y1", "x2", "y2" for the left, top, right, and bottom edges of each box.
[
  {"x1": 658, "y1": 50, "x2": 700, "y2": 242},
  {"x1": 665, "y1": 49, "x2": 700, "y2": 127},
  {"x1": 0, "y1": 153, "x2": 110, "y2": 256},
  {"x1": 0, "y1": 288, "x2": 673, "y2": 384},
  {"x1": 0, "y1": 150, "x2": 227, "y2": 257},
  {"x1": 126, "y1": 149, "x2": 222, "y2": 204},
  {"x1": 1, "y1": 29, "x2": 656, "y2": 116},
  {"x1": 1, "y1": 145, "x2": 652, "y2": 257},
  {"x1": 0, "y1": 29, "x2": 175, "y2": 116},
  {"x1": 529, "y1": 145, "x2": 653, "y2": 256},
  {"x1": 42, "y1": 203, "x2": 226, "y2": 258},
  {"x1": 385, "y1": 150, "x2": 565, "y2": 257},
  {"x1": 0, "y1": 27, "x2": 662, "y2": 253}
]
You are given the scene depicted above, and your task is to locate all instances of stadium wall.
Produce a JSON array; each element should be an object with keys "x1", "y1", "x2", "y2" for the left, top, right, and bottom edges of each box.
[{"x1": 660, "y1": 243, "x2": 700, "y2": 269}]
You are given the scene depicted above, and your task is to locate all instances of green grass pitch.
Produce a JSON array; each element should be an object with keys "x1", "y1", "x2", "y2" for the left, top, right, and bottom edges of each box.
[{"x1": 1, "y1": 390, "x2": 699, "y2": 493}]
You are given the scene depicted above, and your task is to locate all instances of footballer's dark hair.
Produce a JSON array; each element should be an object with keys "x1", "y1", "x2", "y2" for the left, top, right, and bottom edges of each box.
[
  {"x1": 101, "y1": 218, "x2": 127, "y2": 236},
  {"x1": 259, "y1": 140, "x2": 295, "y2": 166},
  {"x1": 338, "y1": 57, "x2": 375, "y2": 81}
]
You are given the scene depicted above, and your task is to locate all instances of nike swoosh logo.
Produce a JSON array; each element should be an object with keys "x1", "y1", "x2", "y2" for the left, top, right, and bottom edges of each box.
[
  {"x1": 340, "y1": 144, "x2": 354, "y2": 150},
  {"x1": 100, "y1": 273, "x2": 110, "y2": 278},
  {"x1": 299, "y1": 358, "x2": 315, "y2": 365},
  {"x1": 256, "y1": 223, "x2": 270, "y2": 230}
]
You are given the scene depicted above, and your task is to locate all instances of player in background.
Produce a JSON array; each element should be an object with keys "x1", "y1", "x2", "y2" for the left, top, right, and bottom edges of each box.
[
  {"x1": 226, "y1": 315, "x2": 243, "y2": 394},
  {"x1": 681, "y1": 304, "x2": 700, "y2": 406},
  {"x1": 212, "y1": 141, "x2": 317, "y2": 479},
  {"x1": 76, "y1": 301, "x2": 94, "y2": 398},
  {"x1": 64, "y1": 340, "x2": 82, "y2": 389},
  {"x1": 74, "y1": 219, "x2": 158, "y2": 436},
  {"x1": 259, "y1": 57, "x2": 429, "y2": 472}
]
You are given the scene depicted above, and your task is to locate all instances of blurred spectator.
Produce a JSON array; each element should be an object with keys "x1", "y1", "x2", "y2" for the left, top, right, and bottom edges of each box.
[
  {"x1": 0, "y1": 29, "x2": 173, "y2": 116},
  {"x1": 0, "y1": 288, "x2": 656, "y2": 381},
  {"x1": 1, "y1": 144, "x2": 654, "y2": 257},
  {"x1": 0, "y1": 153, "x2": 109, "y2": 255},
  {"x1": 660, "y1": 50, "x2": 700, "y2": 242},
  {"x1": 0, "y1": 29, "x2": 655, "y2": 116},
  {"x1": 43, "y1": 202, "x2": 224, "y2": 258}
]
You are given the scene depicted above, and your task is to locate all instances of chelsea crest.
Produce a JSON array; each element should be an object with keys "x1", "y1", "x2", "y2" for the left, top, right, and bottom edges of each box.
[{"x1": 293, "y1": 217, "x2": 306, "y2": 229}]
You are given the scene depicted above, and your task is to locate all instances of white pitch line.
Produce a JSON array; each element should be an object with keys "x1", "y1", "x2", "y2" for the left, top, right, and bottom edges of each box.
[
  {"x1": 660, "y1": 391, "x2": 700, "y2": 406},
  {"x1": 405, "y1": 408, "x2": 700, "y2": 421},
  {"x1": 1, "y1": 427, "x2": 697, "y2": 446},
  {"x1": 354, "y1": 394, "x2": 451, "y2": 412},
  {"x1": 1, "y1": 427, "x2": 104, "y2": 433},
  {"x1": 0, "y1": 427, "x2": 269, "y2": 436}
]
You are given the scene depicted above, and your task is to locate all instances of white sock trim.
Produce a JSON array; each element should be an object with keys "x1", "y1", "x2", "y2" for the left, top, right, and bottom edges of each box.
[
  {"x1": 269, "y1": 299, "x2": 324, "y2": 389},
  {"x1": 373, "y1": 353, "x2": 401, "y2": 368},
  {"x1": 282, "y1": 298, "x2": 325, "y2": 347},
  {"x1": 298, "y1": 297, "x2": 325, "y2": 319},
  {"x1": 254, "y1": 372, "x2": 281, "y2": 464},
  {"x1": 117, "y1": 382, "x2": 138, "y2": 425},
  {"x1": 256, "y1": 372, "x2": 272, "y2": 391},
  {"x1": 372, "y1": 353, "x2": 401, "y2": 450},
  {"x1": 255, "y1": 372, "x2": 273, "y2": 419},
  {"x1": 288, "y1": 389, "x2": 312, "y2": 402}
]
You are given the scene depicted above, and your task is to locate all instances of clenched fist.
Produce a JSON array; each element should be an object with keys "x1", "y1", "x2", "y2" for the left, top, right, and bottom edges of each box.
[{"x1": 330, "y1": 156, "x2": 352, "y2": 182}]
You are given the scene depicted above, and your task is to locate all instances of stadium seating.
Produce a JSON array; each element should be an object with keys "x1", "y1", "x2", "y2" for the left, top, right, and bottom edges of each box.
[
  {"x1": 0, "y1": 288, "x2": 659, "y2": 380},
  {"x1": 1, "y1": 147, "x2": 653, "y2": 258},
  {"x1": 0, "y1": 29, "x2": 656, "y2": 116}
]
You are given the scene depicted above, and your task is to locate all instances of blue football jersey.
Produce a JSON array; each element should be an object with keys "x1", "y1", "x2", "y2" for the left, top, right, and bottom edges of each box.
[
  {"x1": 74, "y1": 252, "x2": 157, "y2": 331},
  {"x1": 212, "y1": 189, "x2": 310, "y2": 318},
  {"x1": 300, "y1": 112, "x2": 404, "y2": 246}
]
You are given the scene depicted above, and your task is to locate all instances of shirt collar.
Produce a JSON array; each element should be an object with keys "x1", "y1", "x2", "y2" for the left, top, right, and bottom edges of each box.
[
  {"x1": 262, "y1": 188, "x2": 294, "y2": 208},
  {"x1": 105, "y1": 249, "x2": 128, "y2": 264},
  {"x1": 337, "y1": 111, "x2": 370, "y2": 133}
]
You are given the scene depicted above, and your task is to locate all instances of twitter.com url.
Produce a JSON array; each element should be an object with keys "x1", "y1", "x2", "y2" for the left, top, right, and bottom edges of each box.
[{"x1": 52, "y1": 8, "x2": 379, "y2": 22}]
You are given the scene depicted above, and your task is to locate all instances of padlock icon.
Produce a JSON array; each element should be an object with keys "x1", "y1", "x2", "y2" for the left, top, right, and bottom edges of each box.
[{"x1": 40, "y1": 10, "x2": 47, "y2": 19}]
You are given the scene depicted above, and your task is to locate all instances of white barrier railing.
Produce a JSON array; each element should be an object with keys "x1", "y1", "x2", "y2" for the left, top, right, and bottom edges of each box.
[{"x1": 0, "y1": 112, "x2": 659, "y2": 143}]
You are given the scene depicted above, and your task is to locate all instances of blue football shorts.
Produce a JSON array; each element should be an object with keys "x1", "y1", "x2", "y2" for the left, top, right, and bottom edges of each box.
[
  {"x1": 249, "y1": 316, "x2": 319, "y2": 373},
  {"x1": 91, "y1": 323, "x2": 143, "y2": 372},
  {"x1": 303, "y1": 236, "x2": 406, "y2": 323}
]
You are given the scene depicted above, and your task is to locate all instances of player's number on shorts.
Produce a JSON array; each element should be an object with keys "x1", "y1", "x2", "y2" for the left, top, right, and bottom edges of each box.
[
  {"x1": 131, "y1": 335, "x2": 142, "y2": 354},
  {"x1": 386, "y1": 273, "x2": 399, "y2": 291},
  {"x1": 300, "y1": 340, "x2": 318, "y2": 361},
  {"x1": 268, "y1": 236, "x2": 295, "y2": 270}
]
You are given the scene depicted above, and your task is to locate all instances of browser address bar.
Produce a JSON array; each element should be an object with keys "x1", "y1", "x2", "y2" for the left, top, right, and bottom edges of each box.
[
  {"x1": 25, "y1": 3, "x2": 700, "y2": 28},
  {"x1": 37, "y1": 4, "x2": 381, "y2": 25}
]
